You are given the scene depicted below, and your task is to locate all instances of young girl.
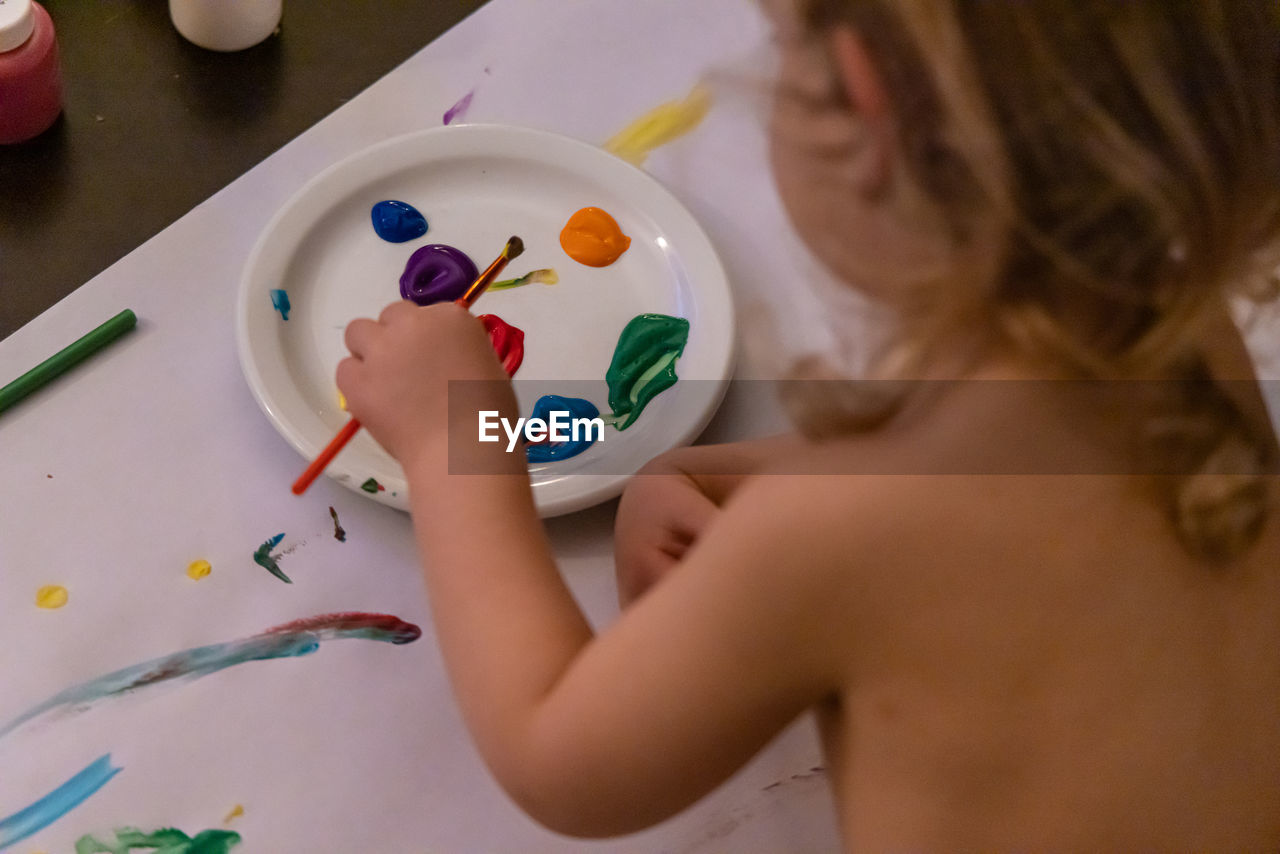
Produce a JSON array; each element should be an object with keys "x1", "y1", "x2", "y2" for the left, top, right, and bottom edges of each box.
[{"x1": 337, "y1": 0, "x2": 1280, "y2": 847}]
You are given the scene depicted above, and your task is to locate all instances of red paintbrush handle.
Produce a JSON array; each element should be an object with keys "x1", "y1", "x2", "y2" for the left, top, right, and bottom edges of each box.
[{"x1": 292, "y1": 417, "x2": 362, "y2": 495}]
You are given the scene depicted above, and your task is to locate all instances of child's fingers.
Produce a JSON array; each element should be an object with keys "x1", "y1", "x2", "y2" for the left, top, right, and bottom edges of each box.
[
  {"x1": 378, "y1": 299, "x2": 421, "y2": 325},
  {"x1": 335, "y1": 355, "x2": 363, "y2": 398},
  {"x1": 343, "y1": 317, "x2": 381, "y2": 358}
]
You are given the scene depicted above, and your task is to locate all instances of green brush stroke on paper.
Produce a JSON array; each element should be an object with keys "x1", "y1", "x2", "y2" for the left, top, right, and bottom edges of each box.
[
  {"x1": 605, "y1": 313, "x2": 690, "y2": 430},
  {"x1": 252, "y1": 533, "x2": 290, "y2": 583},
  {"x1": 360, "y1": 478, "x2": 381, "y2": 493},
  {"x1": 74, "y1": 826, "x2": 241, "y2": 854}
]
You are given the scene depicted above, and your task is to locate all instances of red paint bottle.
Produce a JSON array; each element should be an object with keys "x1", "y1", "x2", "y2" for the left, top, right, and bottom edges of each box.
[{"x1": 0, "y1": 0, "x2": 62, "y2": 144}]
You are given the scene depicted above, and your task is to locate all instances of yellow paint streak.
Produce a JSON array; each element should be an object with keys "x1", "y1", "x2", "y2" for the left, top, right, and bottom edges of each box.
[
  {"x1": 35, "y1": 585, "x2": 68, "y2": 609},
  {"x1": 337, "y1": 390, "x2": 347, "y2": 411},
  {"x1": 224, "y1": 804, "x2": 244, "y2": 825},
  {"x1": 186, "y1": 559, "x2": 213, "y2": 580},
  {"x1": 603, "y1": 84, "x2": 713, "y2": 167}
]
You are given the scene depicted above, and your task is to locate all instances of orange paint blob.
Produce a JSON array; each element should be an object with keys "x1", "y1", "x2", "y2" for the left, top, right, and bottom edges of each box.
[{"x1": 559, "y1": 207, "x2": 631, "y2": 267}]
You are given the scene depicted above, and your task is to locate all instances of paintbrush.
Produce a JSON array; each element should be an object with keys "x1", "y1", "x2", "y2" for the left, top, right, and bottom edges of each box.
[{"x1": 291, "y1": 236, "x2": 524, "y2": 496}]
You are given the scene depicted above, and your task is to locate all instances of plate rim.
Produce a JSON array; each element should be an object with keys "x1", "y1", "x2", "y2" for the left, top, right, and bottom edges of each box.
[{"x1": 237, "y1": 123, "x2": 735, "y2": 516}]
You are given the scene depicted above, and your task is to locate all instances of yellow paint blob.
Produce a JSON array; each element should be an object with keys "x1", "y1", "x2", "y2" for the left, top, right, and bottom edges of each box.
[
  {"x1": 603, "y1": 84, "x2": 713, "y2": 166},
  {"x1": 35, "y1": 585, "x2": 68, "y2": 609},
  {"x1": 559, "y1": 207, "x2": 631, "y2": 267},
  {"x1": 337, "y1": 390, "x2": 347, "y2": 411},
  {"x1": 223, "y1": 804, "x2": 244, "y2": 825},
  {"x1": 186, "y1": 559, "x2": 212, "y2": 580}
]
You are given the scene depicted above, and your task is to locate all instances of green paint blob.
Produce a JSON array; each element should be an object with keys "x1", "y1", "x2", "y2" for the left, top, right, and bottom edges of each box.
[
  {"x1": 605, "y1": 313, "x2": 690, "y2": 430},
  {"x1": 360, "y1": 478, "x2": 381, "y2": 494},
  {"x1": 75, "y1": 826, "x2": 241, "y2": 854}
]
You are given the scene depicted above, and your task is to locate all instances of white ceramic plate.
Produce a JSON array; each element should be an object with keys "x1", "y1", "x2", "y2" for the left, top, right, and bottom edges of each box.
[{"x1": 237, "y1": 125, "x2": 734, "y2": 516}]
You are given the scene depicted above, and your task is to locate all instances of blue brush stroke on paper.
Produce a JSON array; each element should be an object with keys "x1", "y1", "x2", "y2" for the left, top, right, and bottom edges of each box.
[
  {"x1": 0, "y1": 754, "x2": 121, "y2": 850},
  {"x1": 370, "y1": 200, "x2": 428, "y2": 243},
  {"x1": 525, "y1": 395, "x2": 601, "y2": 463},
  {"x1": 0, "y1": 614, "x2": 418, "y2": 848},
  {"x1": 0, "y1": 613, "x2": 420, "y2": 742},
  {"x1": 269, "y1": 289, "x2": 291, "y2": 321}
]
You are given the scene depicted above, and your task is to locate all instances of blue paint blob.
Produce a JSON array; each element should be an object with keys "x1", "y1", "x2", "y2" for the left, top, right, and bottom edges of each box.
[
  {"x1": 0, "y1": 754, "x2": 121, "y2": 849},
  {"x1": 371, "y1": 200, "x2": 428, "y2": 243},
  {"x1": 525, "y1": 395, "x2": 602, "y2": 463},
  {"x1": 269, "y1": 289, "x2": 291, "y2": 321}
]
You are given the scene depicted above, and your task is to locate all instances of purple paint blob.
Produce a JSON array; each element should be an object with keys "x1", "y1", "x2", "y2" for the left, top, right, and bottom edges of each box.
[
  {"x1": 443, "y1": 89, "x2": 475, "y2": 125},
  {"x1": 400, "y1": 244, "x2": 479, "y2": 306}
]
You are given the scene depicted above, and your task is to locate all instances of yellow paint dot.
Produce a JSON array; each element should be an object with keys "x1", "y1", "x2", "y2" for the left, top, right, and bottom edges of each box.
[
  {"x1": 223, "y1": 804, "x2": 244, "y2": 824},
  {"x1": 186, "y1": 559, "x2": 212, "y2": 580},
  {"x1": 35, "y1": 585, "x2": 68, "y2": 609}
]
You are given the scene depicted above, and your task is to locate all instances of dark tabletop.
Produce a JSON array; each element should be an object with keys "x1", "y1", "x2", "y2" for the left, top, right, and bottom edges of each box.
[{"x1": 0, "y1": 0, "x2": 489, "y2": 340}]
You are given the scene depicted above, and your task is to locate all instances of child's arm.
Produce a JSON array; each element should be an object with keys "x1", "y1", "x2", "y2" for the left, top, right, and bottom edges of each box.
[
  {"x1": 339, "y1": 303, "x2": 847, "y2": 836},
  {"x1": 614, "y1": 435, "x2": 807, "y2": 604}
]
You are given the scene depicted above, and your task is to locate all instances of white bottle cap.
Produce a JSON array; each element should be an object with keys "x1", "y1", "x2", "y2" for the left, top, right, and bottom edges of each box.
[
  {"x1": 169, "y1": 0, "x2": 281, "y2": 52},
  {"x1": 0, "y1": 0, "x2": 36, "y2": 53}
]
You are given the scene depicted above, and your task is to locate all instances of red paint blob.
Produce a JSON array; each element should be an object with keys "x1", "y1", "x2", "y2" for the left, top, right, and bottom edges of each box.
[{"x1": 480, "y1": 314, "x2": 525, "y2": 377}]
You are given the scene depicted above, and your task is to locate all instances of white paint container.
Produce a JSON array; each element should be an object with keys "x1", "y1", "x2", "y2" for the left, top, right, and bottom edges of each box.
[{"x1": 169, "y1": 0, "x2": 282, "y2": 52}]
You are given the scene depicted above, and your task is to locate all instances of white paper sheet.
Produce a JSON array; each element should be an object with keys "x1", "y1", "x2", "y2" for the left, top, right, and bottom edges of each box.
[{"x1": 0, "y1": 1, "x2": 841, "y2": 851}]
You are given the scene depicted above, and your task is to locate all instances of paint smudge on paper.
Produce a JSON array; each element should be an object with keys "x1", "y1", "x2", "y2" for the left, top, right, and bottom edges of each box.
[
  {"x1": 73, "y1": 826, "x2": 241, "y2": 854},
  {"x1": 360, "y1": 478, "x2": 383, "y2": 494},
  {"x1": 603, "y1": 83, "x2": 712, "y2": 167},
  {"x1": 400, "y1": 244, "x2": 479, "y2": 306},
  {"x1": 222, "y1": 805, "x2": 244, "y2": 826},
  {"x1": 479, "y1": 314, "x2": 525, "y2": 377},
  {"x1": 252, "y1": 533, "x2": 290, "y2": 584},
  {"x1": 328, "y1": 506, "x2": 346, "y2": 542},
  {"x1": 0, "y1": 755, "x2": 121, "y2": 850},
  {"x1": 185, "y1": 560, "x2": 212, "y2": 581},
  {"x1": 34, "y1": 585, "x2": 68, "y2": 609},
  {"x1": 489, "y1": 268, "x2": 559, "y2": 292},
  {"x1": 560, "y1": 207, "x2": 631, "y2": 267},
  {"x1": 442, "y1": 89, "x2": 475, "y2": 125},
  {"x1": 269, "y1": 289, "x2": 291, "y2": 321},
  {"x1": 525, "y1": 396, "x2": 601, "y2": 463},
  {"x1": 337, "y1": 390, "x2": 347, "y2": 411},
  {"x1": 371, "y1": 200, "x2": 428, "y2": 243},
  {"x1": 0, "y1": 613, "x2": 421, "y2": 741},
  {"x1": 606, "y1": 313, "x2": 689, "y2": 430}
]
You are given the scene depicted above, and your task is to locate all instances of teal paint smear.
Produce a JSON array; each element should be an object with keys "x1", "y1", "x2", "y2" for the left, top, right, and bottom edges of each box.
[
  {"x1": 269, "y1": 289, "x2": 290, "y2": 321},
  {"x1": 74, "y1": 826, "x2": 241, "y2": 854},
  {"x1": 0, "y1": 613, "x2": 420, "y2": 742},
  {"x1": 605, "y1": 313, "x2": 690, "y2": 430},
  {"x1": 253, "y1": 532, "x2": 290, "y2": 583},
  {"x1": 0, "y1": 755, "x2": 121, "y2": 851}
]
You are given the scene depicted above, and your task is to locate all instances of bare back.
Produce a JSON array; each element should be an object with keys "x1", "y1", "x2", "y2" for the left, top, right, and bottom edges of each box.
[{"x1": 793, "y1": 365, "x2": 1280, "y2": 849}]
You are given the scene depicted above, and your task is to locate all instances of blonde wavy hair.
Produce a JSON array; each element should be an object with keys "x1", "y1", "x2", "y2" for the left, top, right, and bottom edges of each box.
[{"x1": 782, "y1": 0, "x2": 1280, "y2": 561}]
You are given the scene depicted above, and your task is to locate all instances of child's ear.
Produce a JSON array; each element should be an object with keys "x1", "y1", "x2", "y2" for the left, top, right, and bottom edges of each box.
[{"x1": 829, "y1": 25, "x2": 893, "y2": 196}]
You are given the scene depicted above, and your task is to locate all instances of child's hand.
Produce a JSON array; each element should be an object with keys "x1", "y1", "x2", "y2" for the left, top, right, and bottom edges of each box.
[
  {"x1": 337, "y1": 300, "x2": 515, "y2": 470},
  {"x1": 614, "y1": 435, "x2": 807, "y2": 605},
  {"x1": 614, "y1": 458, "x2": 720, "y2": 605}
]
